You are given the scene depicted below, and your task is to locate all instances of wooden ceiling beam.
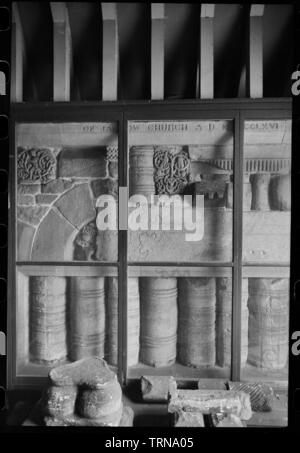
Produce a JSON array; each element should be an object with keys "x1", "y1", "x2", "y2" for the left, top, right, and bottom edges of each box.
[
  {"x1": 101, "y1": 3, "x2": 118, "y2": 101},
  {"x1": 247, "y1": 4, "x2": 265, "y2": 98},
  {"x1": 50, "y1": 2, "x2": 71, "y2": 101},
  {"x1": 151, "y1": 3, "x2": 164, "y2": 100},
  {"x1": 199, "y1": 4, "x2": 215, "y2": 99},
  {"x1": 11, "y1": 3, "x2": 24, "y2": 102}
]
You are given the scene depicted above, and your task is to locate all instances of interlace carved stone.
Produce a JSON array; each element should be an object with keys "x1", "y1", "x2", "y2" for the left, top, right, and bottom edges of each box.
[
  {"x1": 153, "y1": 146, "x2": 191, "y2": 195},
  {"x1": 106, "y1": 146, "x2": 118, "y2": 162},
  {"x1": 17, "y1": 148, "x2": 56, "y2": 183}
]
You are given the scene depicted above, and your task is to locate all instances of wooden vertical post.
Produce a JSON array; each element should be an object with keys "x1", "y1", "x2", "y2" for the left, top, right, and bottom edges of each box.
[
  {"x1": 247, "y1": 4, "x2": 264, "y2": 98},
  {"x1": 151, "y1": 4, "x2": 164, "y2": 100},
  {"x1": 101, "y1": 3, "x2": 118, "y2": 101},
  {"x1": 50, "y1": 2, "x2": 71, "y2": 101},
  {"x1": 11, "y1": 3, "x2": 23, "y2": 102},
  {"x1": 199, "y1": 4, "x2": 215, "y2": 99}
]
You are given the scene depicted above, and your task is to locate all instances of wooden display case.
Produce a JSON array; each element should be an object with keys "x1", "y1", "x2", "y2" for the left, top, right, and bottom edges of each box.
[{"x1": 7, "y1": 99, "x2": 291, "y2": 396}]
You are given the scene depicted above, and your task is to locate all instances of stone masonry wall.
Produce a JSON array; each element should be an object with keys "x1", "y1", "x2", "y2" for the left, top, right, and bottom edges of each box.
[{"x1": 17, "y1": 145, "x2": 118, "y2": 261}]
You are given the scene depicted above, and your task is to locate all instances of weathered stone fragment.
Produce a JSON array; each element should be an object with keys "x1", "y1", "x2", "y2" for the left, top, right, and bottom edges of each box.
[
  {"x1": 168, "y1": 389, "x2": 252, "y2": 420},
  {"x1": 141, "y1": 375, "x2": 176, "y2": 402},
  {"x1": 173, "y1": 411, "x2": 205, "y2": 427},
  {"x1": 43, "y1": 358, "x2": 125, "y2": 427},
  {"x1": 49, "y1": 357, "x2": 117, "y2": 389}
]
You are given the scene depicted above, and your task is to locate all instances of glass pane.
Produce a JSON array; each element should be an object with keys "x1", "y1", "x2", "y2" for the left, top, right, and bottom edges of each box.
[
  {"x1": 16, "y1": 269, "x2": 118, "y2": 375},
  {"x1": 243, "y1": 120, "x2": 291, "y2": 264},
  {"x1": 16, "y1": 122, "x2": 118, "y2": 262},
  {"x1": 127, "y1": 119, "x2": 234, "y2": 262},
  {"x1": 127, "y1": 270, "x2": 232, "y2": 379}
]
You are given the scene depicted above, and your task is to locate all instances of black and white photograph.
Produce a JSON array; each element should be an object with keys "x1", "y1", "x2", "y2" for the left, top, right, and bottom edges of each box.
[{"x1": 1, "y1": 0, "x2": 300, "y2": 437}]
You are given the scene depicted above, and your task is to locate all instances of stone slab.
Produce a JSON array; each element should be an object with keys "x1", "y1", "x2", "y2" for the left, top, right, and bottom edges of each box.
[
  {"x1": 42, "y1": 178, "x2": 74, "y2": 194},
  {"x1": 141, "y1": 375, "x2": 176, "y2": 403},
  {"x1": 17, "y1": 221, "x2": 35, "y2": 260},
  {"x1": 55, "y1": 184, "x2": 95, "y2": 228},
  {"x1": 17, "y1": 123, "x2": 118, "y2": 148},
  {"x1": 197, "y1": 379, "x2": 227, "y2": 390},
  {"x1": 128, "y1": 209, "x2": 290, "y2": 263},
  {"x1": 31, "y1": 208, "x2": 76, "y2": 261},
  {"x1": 18, "y1": 183, "x2": 41, "y2": 195},
  {"x1": 58, "y1": 148, "x2": 107, "y2": 178},
  {"x1": 35, "y1": 194, "x2": 58, "y2": 205},
  {"x1": 168, "y1": 389, "x2": 252, "y2": 420},
  {"x1": 128, "y1": 208, "x2": 232, "y2": 262},
  {"x1": 17, "y1": 206, "x2": 48, "y2": 226},
  {"x1": 18, "y1": 194, "x2": 35, "y2": 205}
]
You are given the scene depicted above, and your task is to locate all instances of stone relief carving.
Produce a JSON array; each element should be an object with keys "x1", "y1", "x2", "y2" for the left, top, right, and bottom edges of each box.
[
  {"x1": 154, "y1": 146, "x2": 191, "y2": 195},
  {"x1": 106, "y1": 146, "x2": 118, "y2": 162},
  {"x1": 74, "y1": 221, "x2": 97, "y2": 261},
  {"x1": 17, "y1": 148, "x2": 56, "y2": 183}
]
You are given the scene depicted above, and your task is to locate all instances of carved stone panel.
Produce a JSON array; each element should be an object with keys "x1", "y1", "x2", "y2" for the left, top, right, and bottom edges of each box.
[
  {"x1": 154, "y1": 146, "x2": 191, "y2": 195},
  {"x1": 18, "y1": 148, "x2": 56, "y2": 183}
]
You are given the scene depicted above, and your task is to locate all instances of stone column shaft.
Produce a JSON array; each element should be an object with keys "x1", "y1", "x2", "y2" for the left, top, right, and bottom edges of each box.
[
  {"x1": 247, "y1": 278, "x2": 289, "y2": 370},
  {"x1": 178, "y1": 278, "x2": 216, "y2": 367},
  {"x1": 250, "y1": 173, "x2": 270, "y2": 211},
  {"x1": 129, "y1": 146, "x2": 155, "y2": 197},
  {"x1": 30, "y1": 276, "x2": 67, "y2": 364},
  {"x1": 69, "y1": 277, "x2": 105, "y2": 361},
  {"x1": 140, "y1": 278, "x2": 177, "y2": 367}
]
